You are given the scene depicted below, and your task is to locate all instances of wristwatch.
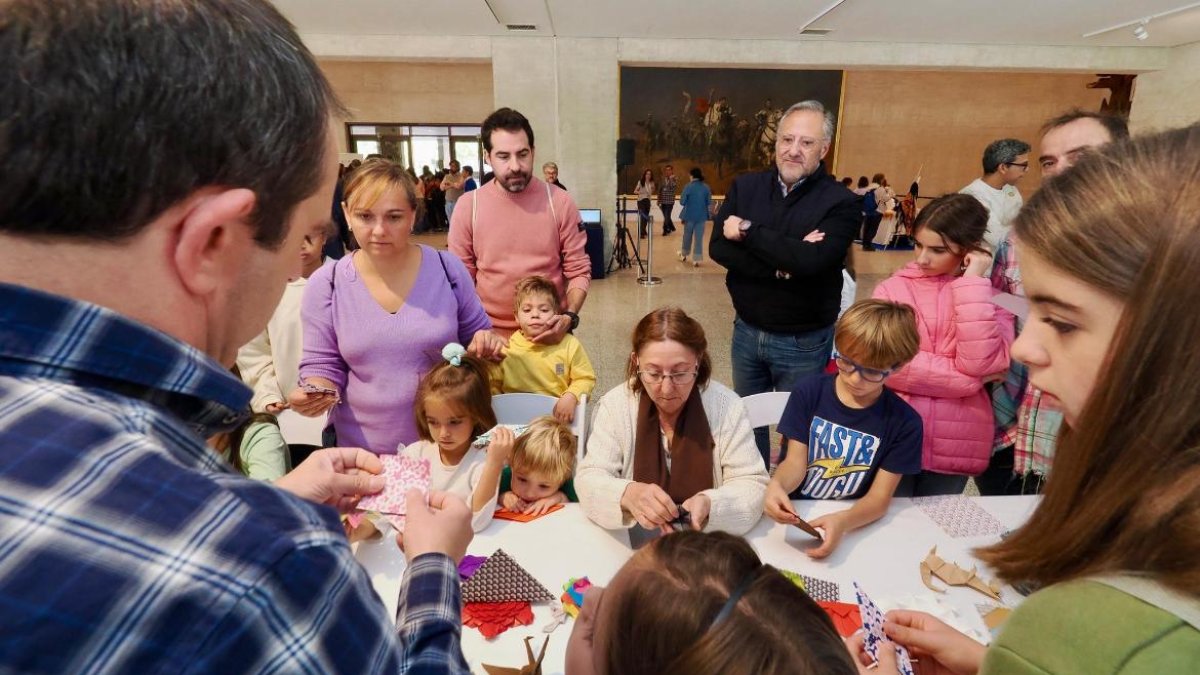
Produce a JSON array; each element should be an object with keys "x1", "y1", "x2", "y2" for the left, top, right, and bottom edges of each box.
[{"x1": 563, "y1": 311, "x2": 580, "y2": 333}]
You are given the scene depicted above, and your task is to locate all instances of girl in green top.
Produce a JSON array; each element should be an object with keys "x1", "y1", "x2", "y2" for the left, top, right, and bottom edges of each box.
[{"x1": 852, "y1": 125, "x2": 1200, "y2": 673}]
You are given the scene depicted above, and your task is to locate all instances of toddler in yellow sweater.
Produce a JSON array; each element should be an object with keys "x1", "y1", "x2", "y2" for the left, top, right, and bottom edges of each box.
[{"x1": 491, "y1": 276, "x2": 596, "y2": 422}]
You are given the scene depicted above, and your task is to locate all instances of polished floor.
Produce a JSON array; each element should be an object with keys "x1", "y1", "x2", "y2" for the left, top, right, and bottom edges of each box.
[{"x1": 414, "y1": 230, "x2": 912, "y2": 396}]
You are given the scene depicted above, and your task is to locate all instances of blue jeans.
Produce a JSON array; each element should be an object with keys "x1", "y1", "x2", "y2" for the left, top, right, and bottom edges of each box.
[
  {"x1": 445, "y1": 199, "x2": 456, "y2": 225},
  {"x1": 731, "y1": 317, "x2": 834, "y2": 468},
  {"x1": 681, "y1": 220, "x2": 705, "y2": 260}
]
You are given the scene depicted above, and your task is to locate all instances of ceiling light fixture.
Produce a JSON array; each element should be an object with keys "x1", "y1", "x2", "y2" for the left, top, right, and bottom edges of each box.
[{"x1": 1082, "y1": 1, "x2": 1200, "y2": 39}]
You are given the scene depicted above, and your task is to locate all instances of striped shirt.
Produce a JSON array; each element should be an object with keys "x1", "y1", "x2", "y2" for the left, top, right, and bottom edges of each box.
[{"x1": 0, "y1": 282, "x2": 468, "y2": 674}]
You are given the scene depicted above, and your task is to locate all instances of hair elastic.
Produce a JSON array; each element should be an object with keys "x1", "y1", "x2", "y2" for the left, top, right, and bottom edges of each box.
[
  {"x1": 441, "y1": 343, "x2": 466, "y2": 367},
  {"x1": 709, "y1": 566, "x2": 761, "y2": 629}
]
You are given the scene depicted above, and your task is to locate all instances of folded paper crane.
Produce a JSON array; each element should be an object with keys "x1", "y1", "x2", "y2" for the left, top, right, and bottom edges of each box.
[
  {"x1": 482, "y1": 636, "x2": 549, "y2": 675},
  {"x1": 919, "y1": 546, "x2": 1002, "y2": 601}
]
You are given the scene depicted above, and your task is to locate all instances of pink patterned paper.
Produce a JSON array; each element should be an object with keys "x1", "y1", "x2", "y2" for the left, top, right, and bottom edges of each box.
[
  {"x1": 356, "y1": 455, "x2": 431, "y2": 531},
  {"x1": 913, "y1": 495, "x2": 1007, "y2": 539}
]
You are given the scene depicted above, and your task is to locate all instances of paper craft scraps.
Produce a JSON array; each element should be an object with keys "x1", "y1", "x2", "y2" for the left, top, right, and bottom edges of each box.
[
  {"x1": 301, "y1": 381, "x2": 340, "y2": 402},
  {"x1": 878, "y1": 593, "x2": 990, "y2": 645},
  {"x1": 920, "y1": 546, "x2": 1002, "y2": 601},
  {"x1": 559, "y1": 576, "x2": 592, "y2": 618},
  {"x1": 913, "y1": 495, "x2": 1007, "y2": 539},
  {"x1": 459, "y1": 554, "x2": 489, "y2": 582},
  {"x1": 482, "y1": 635, "x2": 549, "y2": 675},
  {"x1": 817, "y1": 601, "x2": 862, "y2": 637},
  {"x1": 854, "y1": 582, "x2": 915, "y2": 675},
  {"x1": 977, "y1": 604, "x2": 1012, "y2": 631},
  {"x1": 462, "y1": 549, "x2": 555, "y2": 604},
  {"x1": 542, "y1": 600, "x2": 568, "y2": 633},
  {"x1": 778, "y1": 569, "x2": 807, "y2": 591},
  {"x1": 473, "y1": 424, "x2": 528, "y2": 448},
  {"x1": 355, "y1": 455, "x2": 431, "y2": 531},
  {"x1": 799, "y1": 574, "x2": 840, "y2": 602},
  {"x1": 493, "y1": 504, "x2": 565, "y2": 522},
  {"x1": 463, "y1": 601, "x2": 533, "y2": 639}
]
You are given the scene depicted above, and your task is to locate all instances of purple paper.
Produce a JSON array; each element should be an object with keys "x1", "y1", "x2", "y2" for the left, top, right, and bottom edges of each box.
[{"x1": 459, "y1": 555, "x2": 488, "y2": 581}]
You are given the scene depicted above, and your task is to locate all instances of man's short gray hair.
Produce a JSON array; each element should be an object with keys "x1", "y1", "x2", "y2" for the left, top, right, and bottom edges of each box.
[
  {"x1": 982, "y1": 138, "x2": 1032, "y2": 174},
  {"x1": 782, "y1": 100, "x2": 836, "y2": 143}
]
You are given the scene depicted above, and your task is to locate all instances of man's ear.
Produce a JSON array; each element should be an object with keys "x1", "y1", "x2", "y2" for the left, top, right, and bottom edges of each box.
[
  {"x1": 819, "y1": 141, "x2": 832, "y2": 160},
  {"x1": 172, "y1": 188, "x2": 258, "y2": 297}
]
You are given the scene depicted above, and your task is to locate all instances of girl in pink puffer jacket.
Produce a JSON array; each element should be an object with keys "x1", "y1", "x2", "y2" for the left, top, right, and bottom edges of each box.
[{"x1": 872, "y1": 194, "x2": 1015, "y2": 496}]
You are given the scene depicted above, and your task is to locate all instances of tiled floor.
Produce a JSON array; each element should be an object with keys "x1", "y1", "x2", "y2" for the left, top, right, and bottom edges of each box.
[{"x1": 414, "y1": 231, "x2": 912, "y2": 396}]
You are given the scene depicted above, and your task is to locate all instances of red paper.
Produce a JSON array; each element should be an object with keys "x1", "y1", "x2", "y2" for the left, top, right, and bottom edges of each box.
[
  {"x1": 817, "y1": 600, "x2": 863, "y2": 637},
  {"x1": 492, "y1": 504, "x2": 565, "y2": 522},
  {"x1": 463, "y1": 601, "x2": 534, "y2": 638}
]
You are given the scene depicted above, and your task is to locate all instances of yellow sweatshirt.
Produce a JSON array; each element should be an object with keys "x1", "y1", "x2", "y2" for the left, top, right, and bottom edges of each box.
[{"x1": 491, "y1": 331, "x2": 596, "y2": 399}]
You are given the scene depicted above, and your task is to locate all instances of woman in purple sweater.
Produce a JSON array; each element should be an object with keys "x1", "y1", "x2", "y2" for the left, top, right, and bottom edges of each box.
[{"x1": 289, "y1": 159, "x2": 505, "y2": 454}]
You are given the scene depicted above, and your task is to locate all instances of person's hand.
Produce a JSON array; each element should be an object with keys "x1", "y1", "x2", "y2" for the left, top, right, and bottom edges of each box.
[
  {"x1": 467, "y1": 329, "x2": 507, "y2": 362},
  {"x1": 962, "y1": 251, "x2": 993, "y2": 278},
  {"x1": 882, "y1": 610, "x2": 986, "y2": 675},
  {"x1": 287, "y1": 377, "x2": 338, "y2": 416},
  {"x1": 763, "y1": 480, "x2": 801, "y2": 524},
  {"x1": 619, "y1": 481, "x2": 677, "y2": 529},
  {"x1": 265, "y1": 401, "x2": 289, "y2": 413},
  {"x1": 553, "y1": 393, "x2": 578, "y2": 423},
  {"x1": 803, "y1": 229, "x2": 825, "y2": 243},
  {"x1": 397, "y1": 489, "x2": 473, "y2": 563},
  {"x1": 681, "y1": 493, "x2": 711, "y2": 531},
  {"x1": 523, "y1": 491, "x2": 567, "y2": 516},
  {"x1": 501, "y1": 491, "x2": 529, "y2": 512},
  {"x1": 723, "y1": 215, "x2": 746, "y2": 241},
  {"x1": 529, "y1": 314, "x2": 572, "y2": 345},
  {"x1": 485, "y1": 426, "x2": 514, "y2": 466},
  {"x1": 805, "y1": 510, "x2": 848, "y2": 559},
  {"x1": 274, "y1": 446, "x2": 385, "y2": 512},
  {"x1": 845, "y1": 631, "x2": 903, "y2": 675}
]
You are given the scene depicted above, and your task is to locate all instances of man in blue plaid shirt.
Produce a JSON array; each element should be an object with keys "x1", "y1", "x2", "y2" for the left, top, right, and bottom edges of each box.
[{"x1": 0, "y1": 1, "x2": 472, "y2": 673}]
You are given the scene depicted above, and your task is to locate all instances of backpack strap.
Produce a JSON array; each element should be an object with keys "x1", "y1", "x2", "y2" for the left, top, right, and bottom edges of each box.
[{"x1": 1090, "y1": 574, "x2": 1200, "y2": 630}]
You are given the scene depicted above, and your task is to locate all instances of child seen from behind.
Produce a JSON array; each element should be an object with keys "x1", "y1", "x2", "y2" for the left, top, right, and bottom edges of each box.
[
  {"x1": 492, "y1": 276, "x2": 596, "y2": 422},
  {"x1": 765, "y1": 300, "x2": 924, "y2": 558}
]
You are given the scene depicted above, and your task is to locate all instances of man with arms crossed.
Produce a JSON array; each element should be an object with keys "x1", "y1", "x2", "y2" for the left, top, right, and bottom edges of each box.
[
  {"x1": 710, "y1": 100, "x2": 861, "y2": 468},
  {"x1": 0, "y1": 1, "x2": 472, "y2": 672}
]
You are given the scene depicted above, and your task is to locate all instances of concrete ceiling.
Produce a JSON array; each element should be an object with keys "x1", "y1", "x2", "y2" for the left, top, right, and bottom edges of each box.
[{"x1": 274, "y1": 0, "x2": 1200, "y2": 48}]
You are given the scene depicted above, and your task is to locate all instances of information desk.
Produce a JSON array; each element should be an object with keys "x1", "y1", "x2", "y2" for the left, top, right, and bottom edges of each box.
[{"x1": 355, "y1": 496, "x2": 1040, "y2": 674}]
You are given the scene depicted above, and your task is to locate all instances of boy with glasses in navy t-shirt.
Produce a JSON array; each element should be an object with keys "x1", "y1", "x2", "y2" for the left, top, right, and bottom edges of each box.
[{"x1": 763, "y1": 299, "x2": 923, "y2": 558}]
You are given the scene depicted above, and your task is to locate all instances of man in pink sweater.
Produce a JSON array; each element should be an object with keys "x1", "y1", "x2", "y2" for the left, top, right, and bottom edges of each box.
[{"x1": 449, "y1": 107, "x2": 591, "y2": 340}]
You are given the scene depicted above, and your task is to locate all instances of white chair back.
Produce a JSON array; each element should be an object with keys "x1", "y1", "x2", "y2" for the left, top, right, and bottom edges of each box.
[
  {"x1": 491, "y1": 393, "x2": 588, "y2": 461},
  {"x1": 740, "y1": 391, "x2": 791, "y2": 429},
  {"x1": 277, "y1": 409, "x2": 328, "y2": 447}
]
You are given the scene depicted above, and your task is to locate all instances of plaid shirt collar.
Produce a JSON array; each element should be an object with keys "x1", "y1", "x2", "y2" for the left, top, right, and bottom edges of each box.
[{"x1": 0, "y1": 282, "x2": 250, "y2": 441}]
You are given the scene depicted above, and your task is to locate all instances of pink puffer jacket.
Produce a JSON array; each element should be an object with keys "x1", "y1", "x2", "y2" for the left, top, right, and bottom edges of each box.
[{"x1": 872, "y1": 263, "x2": 1015, "y2": 475}]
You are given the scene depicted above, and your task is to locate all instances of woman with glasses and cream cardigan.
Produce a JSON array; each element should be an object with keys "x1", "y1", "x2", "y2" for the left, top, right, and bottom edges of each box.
[{"x1": 575, "y1": 307, "x2": 768, "y2": 536}]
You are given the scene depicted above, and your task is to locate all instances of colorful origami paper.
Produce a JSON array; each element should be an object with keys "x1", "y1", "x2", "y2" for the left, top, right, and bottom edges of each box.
[
  {"x1": 854, "y1": 582, "x2": 915, "y2": 675},
  {"x1": 493, "y1": 504, "x2": 565, "y2": 522},
  {"x1": 558, "y1": 576, "x2": 591, "y2": 618},
  {"x1": 462, "y1": 549, "x2": 554, "y2": 604},
  {"x1": 913, "y1": 495, "x2": 1007, "y2": 538},
  {"x1": 817, "y1": 600, "x2": 863, "y2": 637},
  {"x1": 919, "y1": 547, "x2": 1002, "y2": 601},
  {"x1": 459, "y1": 554, "x2": 489, "y2": 581},
  {"x1": 355, "y1": 455, "x2": 431, "y2": 531},
  {"x1": 463, "y1": 601, "x2": 534, "y2": 639},
  {"x1": 482, "y1": 635, "x2": 550, "y2": 675}
]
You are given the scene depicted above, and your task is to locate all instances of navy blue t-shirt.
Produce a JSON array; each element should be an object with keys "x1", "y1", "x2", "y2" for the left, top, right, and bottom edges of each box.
[{"x1": 777, "y1": 373, "x2": 922, "y2": 499}]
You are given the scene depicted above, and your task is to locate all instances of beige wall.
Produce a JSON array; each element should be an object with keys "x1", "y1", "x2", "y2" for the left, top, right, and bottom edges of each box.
[
  {"x1": 836, "y1": 71, "x2": 1107, "y2": 198},
  {"x1": 318, "y1": 60, "x2": 494, "y2": 152},
  {"x1": 1130, "y1": 40, "x2": 1200, "y2": 133}
]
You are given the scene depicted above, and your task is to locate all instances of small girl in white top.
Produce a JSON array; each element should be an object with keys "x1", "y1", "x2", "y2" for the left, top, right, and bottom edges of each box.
[{"x1": 400, "y1": 344, "x2": 513, "y2": 532}]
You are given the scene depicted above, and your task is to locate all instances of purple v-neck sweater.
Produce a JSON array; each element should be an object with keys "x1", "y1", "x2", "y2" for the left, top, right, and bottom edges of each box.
[{"x1": 299, "y1": 246, "x2": 491, "y2": 453}]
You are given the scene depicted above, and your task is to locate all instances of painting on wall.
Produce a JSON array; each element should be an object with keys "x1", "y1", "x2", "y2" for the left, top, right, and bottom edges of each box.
[{"x1": 618, "y1": 66, "x2": 844, "y2": 195}]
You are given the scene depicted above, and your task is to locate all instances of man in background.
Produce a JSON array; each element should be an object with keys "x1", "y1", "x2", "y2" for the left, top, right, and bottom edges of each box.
[{"x1": 959, "y1": 138, "x2": 1032, "y2": 254}]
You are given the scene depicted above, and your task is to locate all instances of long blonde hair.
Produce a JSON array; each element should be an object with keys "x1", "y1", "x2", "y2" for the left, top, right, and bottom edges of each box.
[{"x1": 979, "y1": 124, "x2": 1200, "y2": 597}]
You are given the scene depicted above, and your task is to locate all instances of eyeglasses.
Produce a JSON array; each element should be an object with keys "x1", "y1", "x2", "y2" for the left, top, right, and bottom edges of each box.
[
  {"x1": 1004, "y1": 161, "x2": 1030, "y2": 170},
  {"x1": 833, "y1": 354, "x2": 893, "y2": 383},
  {"x1": 637, "y1": 369, "x2": 699, "y2": 386}
]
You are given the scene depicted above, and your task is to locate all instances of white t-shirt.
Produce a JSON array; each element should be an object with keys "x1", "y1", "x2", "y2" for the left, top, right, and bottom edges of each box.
[
  {"x1": 400, "y1": 439, "x2": 497, "y2": 532},
  {"x1": 959, "y1": 178, "x2": 1023, "y2": 256}
]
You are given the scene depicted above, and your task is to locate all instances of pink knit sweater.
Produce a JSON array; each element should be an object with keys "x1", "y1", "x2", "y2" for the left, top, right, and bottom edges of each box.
[
  {"x1": 873, "y1": 263, "x2": 1015, "y2": 475},
  {"x1": 448, "y1": 178, "x2": 591, "y2": 336}
]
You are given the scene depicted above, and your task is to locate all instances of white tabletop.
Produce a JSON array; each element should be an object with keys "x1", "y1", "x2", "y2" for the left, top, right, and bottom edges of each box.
[{"x1": 354, "y1": 496, "x2": 1040, "y2": 674}]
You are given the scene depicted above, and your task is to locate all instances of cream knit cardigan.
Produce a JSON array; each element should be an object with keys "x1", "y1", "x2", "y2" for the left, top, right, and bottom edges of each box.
[{"x1": 576, "y1": 381, "x2": 768, "y2": 535}]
